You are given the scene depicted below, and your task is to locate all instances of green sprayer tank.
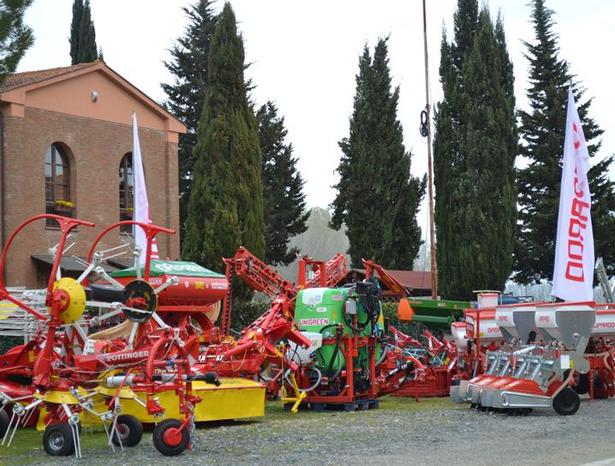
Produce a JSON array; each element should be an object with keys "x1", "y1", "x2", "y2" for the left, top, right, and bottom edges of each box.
[{"x1": 294, "y1": 287, "x2": 383, "y2": 376}]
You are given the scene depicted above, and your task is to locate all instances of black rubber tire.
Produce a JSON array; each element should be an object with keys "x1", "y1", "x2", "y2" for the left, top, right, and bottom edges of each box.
[
  {"x1": 572, "y1": 373, "x2": 590, "y2": 395},
  {"x1": 553, "y1": 387, "x2": 581, "y2": 416},
  {"x1": 152, "y1": 419, "x2": 190, "y2": 456},
  {"x1": 0, "y1": 409, "x2": 9, "y2": 438},
  {"x1": 111, "y1": 414, "x2": 143, "y2": 447},
  {"x1": 43, "y1": 423, "x2": 75, "y2": 456}
]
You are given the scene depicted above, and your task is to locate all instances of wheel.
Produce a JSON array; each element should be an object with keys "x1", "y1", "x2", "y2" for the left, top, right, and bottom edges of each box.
[
  {"x1": 572, "y1": 373, "x2": 589, "y2": 395},
  {"x1": 0, "y1": 410, "x2": 8, "y2": 438},
  {"x1": 43, "y1": 423, "x2": 75, "y2": 456},
  {"x1": 111, "y1": 414, "x2": 143, "y2": 447},
  {"x1": 553, "y1": 387, "x2": 580, "y2": 415},
  {"x1": 152, "y1": 419, "x2": 190, "y2": 456}
]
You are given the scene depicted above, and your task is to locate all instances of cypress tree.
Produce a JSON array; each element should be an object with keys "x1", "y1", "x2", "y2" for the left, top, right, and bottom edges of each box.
[
  {"x1": 183, "y1": 2, "x2": 265, "y2": 272},
  {"x1": 515, "y1": 0, "x2": 615, "y2": 282},
  {"x1": 162, "y1": 1, "x2": 217, "y2": 242},
  {"x1": 331, "y1": 39, "x2": 425, "y2": 269},
  {"x1": 0, "y1": 0, "x2": 33, "y2": 81},
  {"x1": 70, "y1": 0, "x2": 99, "y2": 64},
  {"x1": 256, "y1": 101, "x2": 310, "y2": 265},
  {"x1": 433, "y1": 2, "x2": 517, "y2": 300},
  {"x1": 69, "y1": 0, "x2": 82, "y2": 64}
]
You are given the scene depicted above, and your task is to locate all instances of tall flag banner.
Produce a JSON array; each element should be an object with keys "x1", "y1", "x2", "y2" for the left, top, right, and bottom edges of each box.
[
  {"x1": 132, "y1": 113, "x2": 159, "y2": 264},
  {"x1": 552, "y1": 87, "x2": 594, "y2": 301}
]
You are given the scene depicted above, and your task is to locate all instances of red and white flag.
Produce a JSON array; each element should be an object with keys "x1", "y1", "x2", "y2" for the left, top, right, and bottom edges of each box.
[
  {"x1": 132, "y1": 113, "x2": 159, "y2": 264},
  {"x1": 552, "y1": 87, "x2": 594, "y2": 301}
]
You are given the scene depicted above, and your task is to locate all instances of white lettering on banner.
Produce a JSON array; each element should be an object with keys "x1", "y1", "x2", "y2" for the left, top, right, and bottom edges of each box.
[
  {"x1": 299, "y1": 318, "x2": 330, "y2": 326},
  {"x1": 99, "y1": 350, "x2": 149, "y2": 363},
  {"x1": 156, "y1": 263, "x2": 206, "y2": 274},
  {"x1": 552, "y1": 88, "x2": 594, "y2": 301}
]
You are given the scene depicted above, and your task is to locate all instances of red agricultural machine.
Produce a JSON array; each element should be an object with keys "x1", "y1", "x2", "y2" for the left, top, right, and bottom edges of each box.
[
  {"x1": 0, "y1": 215, "x2": 222, "y2": 457},
  {"x1": 361, "y1": 260, "x2": 459, "y2": 398},
  {"x1": 198, "y1": 247, "x2": 428, "y2": 411},
  {"x1": 451, "y1": 300, "x2": 615, "y2": 416}
]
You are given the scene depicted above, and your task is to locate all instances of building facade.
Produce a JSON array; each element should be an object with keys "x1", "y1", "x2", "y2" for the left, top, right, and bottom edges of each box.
[{"x1": 0, "y1": 61, "x2": 186, "y2": 287}]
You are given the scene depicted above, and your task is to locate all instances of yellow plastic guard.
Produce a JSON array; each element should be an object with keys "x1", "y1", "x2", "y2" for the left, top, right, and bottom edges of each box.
[
  {"x1": 35, "y1": 388, "x2": 86, "y2": 405},
  {"x1": 119, "y1": 377, "x2": 265, "y2": 423},
  {"x1": 52, "y1": 277, "x2": 86, "y2": 324}
]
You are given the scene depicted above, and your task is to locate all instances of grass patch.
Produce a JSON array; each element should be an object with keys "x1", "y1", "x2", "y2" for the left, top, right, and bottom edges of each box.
[{"x1": 0, "y1": 395, "x2": 455, "y2": 463}]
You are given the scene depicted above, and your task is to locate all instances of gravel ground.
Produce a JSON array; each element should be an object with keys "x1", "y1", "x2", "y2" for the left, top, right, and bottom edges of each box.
[{"x1": 4, "y1": 396, "x2": 615, "y2": 466}]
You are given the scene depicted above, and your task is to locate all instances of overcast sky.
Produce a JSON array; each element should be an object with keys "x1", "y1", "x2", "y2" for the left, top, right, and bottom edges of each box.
[{"x1": 18, "y1": 0, "x2": 615, "y2": 239}]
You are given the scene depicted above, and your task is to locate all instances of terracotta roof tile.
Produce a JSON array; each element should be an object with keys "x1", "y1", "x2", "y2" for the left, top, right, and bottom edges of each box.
[{"x1": 0, "y1": 61, "x2": 98, "y2": 93}]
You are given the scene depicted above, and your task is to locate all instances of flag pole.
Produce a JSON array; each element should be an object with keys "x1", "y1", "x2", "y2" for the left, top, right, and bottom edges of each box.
[{"x1": 422, "y1": 0, "x2": 438, "y2": 298}]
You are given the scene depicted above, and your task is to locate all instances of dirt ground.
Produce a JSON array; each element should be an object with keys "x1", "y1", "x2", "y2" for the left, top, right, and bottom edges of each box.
[{"x1": 3, "y1": 396, "x2": 615, "y2": 465}]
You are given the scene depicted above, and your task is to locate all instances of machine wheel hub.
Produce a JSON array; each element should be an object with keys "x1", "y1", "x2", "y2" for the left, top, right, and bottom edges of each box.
[
  {"x1": 162, "y1": 427, "x2": 183, "y2": 447},
  {"x1": 48, "y1": 431, "x2": 65, "y2": 451}
]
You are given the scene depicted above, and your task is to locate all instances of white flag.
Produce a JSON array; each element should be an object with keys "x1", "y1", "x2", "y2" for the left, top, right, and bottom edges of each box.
[
  {"x1": 132, "y1": 113, "x2": 159, "y2": 264},
  {"x1": 552, "y1": 87, "x2": 594, "y2": 301}
]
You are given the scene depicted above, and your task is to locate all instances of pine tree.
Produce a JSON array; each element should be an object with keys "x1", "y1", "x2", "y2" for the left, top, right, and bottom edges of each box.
[
  {"x1": 162, "y1": 1, "x2": 217, "y2": 242},
  {"x1": 0, "y1": 0, "x2": 33, "y2": 81},
  {"x1": 69, "y1": 0, "x2": 99, "y2": 64},
  {"x1": 515, "y1": 0, "x2": 615, "y2": 282},
  {"x1": 256, "y1": 101, "x2": 310, "y2": 265},
  {"x1": 331, "y1": 39, "x2": 425, "y2": 269},
  {"x1": 183, "y1": 2, "x2": 265, "y2": 272},
  {"x1": 433, "y1": 1, "x2": 517, "y2": 300}
]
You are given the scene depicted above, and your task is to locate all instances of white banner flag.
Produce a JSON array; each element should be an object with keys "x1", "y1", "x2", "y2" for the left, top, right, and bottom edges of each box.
[
  {"x1": 552, "y1": 87, "x2": 594, "y2": 301},
  {"x1": 132, "y1": 113, "x2": 159, "y2": 264}
]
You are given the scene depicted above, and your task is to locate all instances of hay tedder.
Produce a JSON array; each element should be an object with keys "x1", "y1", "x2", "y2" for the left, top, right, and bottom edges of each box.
[
  {"x1": 451, "y1": 300, "x2": 615, "y2": 415},
  {"x1": 0, "y1": 214, "x2": 224, "y2": 457}
]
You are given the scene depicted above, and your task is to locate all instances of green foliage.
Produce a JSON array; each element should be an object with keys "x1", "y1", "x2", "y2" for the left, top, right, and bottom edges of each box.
[
  {"x1": 162, "y1": 1, "x2": 218, "y2": 242},
  {"x1": 514, "y1": 0, "x2": 615, "y2": 283},
  {"x1": 0, "y1": 336, "x2": 20, "y2": 355},
  {"x1": 69, "y1": 0, "x2": 99, "y2": 64},
  {"x1": 229, "y1": 300, "x2": 268, "y2": 334},
  {"x1": 256, "y1": 101, "x2": 310, "y2": 265},
  {"x1": 183, "y1": 3, "x2": 265, "y2": 300},
  {"x1": 331, "y1": 39, "x2": 425, "y2": 269},
  {"x1": 433, "y1": 1, "x2": 517, "y2": 300},
  {"x1": 0, "y1": 0, "x2": 33, "y2": 81}
]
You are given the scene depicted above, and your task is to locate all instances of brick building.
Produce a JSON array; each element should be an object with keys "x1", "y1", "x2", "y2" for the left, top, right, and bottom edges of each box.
[{"x1": 0, "y1": 61, "x2": 186, "y2": 287}]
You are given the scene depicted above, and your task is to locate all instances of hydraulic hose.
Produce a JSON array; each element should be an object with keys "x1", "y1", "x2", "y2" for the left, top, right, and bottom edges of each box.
[{"x1": 284, "y1": 367, "x2": 322, "y2": 393}]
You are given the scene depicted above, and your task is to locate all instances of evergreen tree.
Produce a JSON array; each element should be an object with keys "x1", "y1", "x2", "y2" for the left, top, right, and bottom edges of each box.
[
  {"x1": 162, "y1": 1, "x2": 217, "y2": 242},
  {"x1": 515, "y1": 0, "x2": 615, "y2": 282},
  {"x1": 0, "y1": 0, "x2": 33, "y2": 81},
  {"x1": 69, "y1": 0, "x2": 99, "y2": 64},
  {"x1": 433, "y1": 2, "x2": 517, "y2": 300},
  {"x1": 331, "y1": 39, "x2": 425, "y2": 269},
  {"x1": 256, "y1": 101, "x2": 310, "y2": 265},
  {"x1": 183, "y1": 2, "x2": 265, "y2": 272},
  {"x1": 69, "y1": 0, "x2": 82, "y2": 64}
]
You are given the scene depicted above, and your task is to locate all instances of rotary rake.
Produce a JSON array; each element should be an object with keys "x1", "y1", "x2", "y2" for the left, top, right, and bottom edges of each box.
[{"x1": 0, "y1": 215, "x2": 220, "y2": 458}]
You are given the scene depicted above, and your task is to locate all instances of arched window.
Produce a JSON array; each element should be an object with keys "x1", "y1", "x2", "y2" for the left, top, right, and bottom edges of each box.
[
  {"x1": 45, "y1": 143, "x2": 72, "y2": 227},
  {"x1": 119, "y1": 153, "x2": 134, "y2": 233}
]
